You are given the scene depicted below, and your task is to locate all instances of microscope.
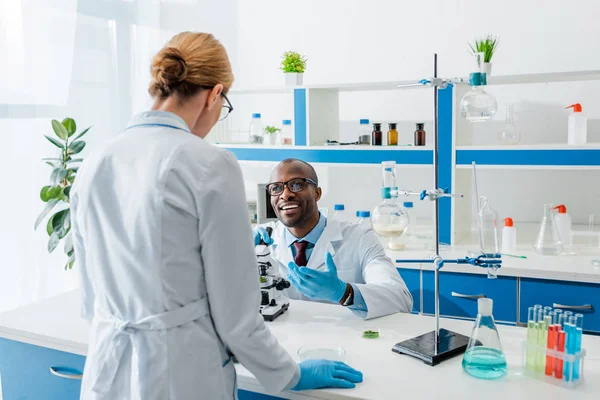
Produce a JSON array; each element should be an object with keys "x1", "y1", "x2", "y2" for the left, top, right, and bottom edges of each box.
[{"x1": 256, "y1": 227, "x2": 290, "y2": 321}]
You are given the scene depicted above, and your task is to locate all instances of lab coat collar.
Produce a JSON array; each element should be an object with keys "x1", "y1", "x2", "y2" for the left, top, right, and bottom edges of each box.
[
  {"x1": 126, "y1": 110, "x2": 191, "y2": 133},
  {"x1": 272, "y1": 218, "x2": 344, "y2": 271},
  {"x1": 283, "y1": 213, "x2": 327, "y2": 248}
]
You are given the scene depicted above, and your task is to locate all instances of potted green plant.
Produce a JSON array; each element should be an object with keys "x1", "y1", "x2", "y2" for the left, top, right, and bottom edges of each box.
[
  {"x1": 34, "y1": 118, "x2": 91, "y2": 270},
  {"x1": 280, "y1": 51, "x2": 307, "y2": 86},
  {"x1": 263, "y1": 125, "x2": 281, "y2": 146},
  {"x1": 469, "y1": 35, "x2": 499, "y2": 76}
]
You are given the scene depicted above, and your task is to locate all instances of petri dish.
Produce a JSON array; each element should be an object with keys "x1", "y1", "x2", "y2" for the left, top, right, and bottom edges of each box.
[
  {"x1": 297, "y1": 346, "x2": 346, "y2": 362},
  {"x1": 360, "y1": 327, "x2": 383, "y2": 339}
]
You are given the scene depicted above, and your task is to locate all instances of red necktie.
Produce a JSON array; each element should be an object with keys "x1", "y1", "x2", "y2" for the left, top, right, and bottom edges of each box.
[{"x1": 293, "y1": 241, "x2": 309, "y2": 267}]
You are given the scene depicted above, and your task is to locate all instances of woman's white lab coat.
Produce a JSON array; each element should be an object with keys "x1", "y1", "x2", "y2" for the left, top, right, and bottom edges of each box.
[
  {"x1": 265, "y1": 219, "x2": 413, "y2": 320},
  {"x1": 71, "y1": 111, "x2": 299, "y2": 400}
]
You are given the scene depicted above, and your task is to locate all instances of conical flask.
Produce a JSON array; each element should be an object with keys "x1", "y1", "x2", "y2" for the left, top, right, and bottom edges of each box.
[
  {"x1": 532, "y1": 203, "x2": 564, "y2": 255},
  {"x1": 462, "y1": 298, "x2": 507, "y2": 379}
]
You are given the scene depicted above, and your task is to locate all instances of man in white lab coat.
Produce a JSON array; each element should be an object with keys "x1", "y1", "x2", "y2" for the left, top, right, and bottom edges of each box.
[{"x1": 256, "y1": 159, "x2": 413, "y2": 320}]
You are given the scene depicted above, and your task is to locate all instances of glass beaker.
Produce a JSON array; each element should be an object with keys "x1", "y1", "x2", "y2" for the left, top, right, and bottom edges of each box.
[
  {"x1": 498, "y1": 103, "x2": 521, "y2": 145},
  {"x1": 477, "y1": 196, "x2": 499, "y2": 256},
  {"x1": 532, "y1": 203, "x2": 564, "y2": 255},
  {"x1": 462, "y1": 298, "x2": 507, "y2": 379},
  {"x1": 371, "y1": 161, "x2": 409, "y2": 245}
]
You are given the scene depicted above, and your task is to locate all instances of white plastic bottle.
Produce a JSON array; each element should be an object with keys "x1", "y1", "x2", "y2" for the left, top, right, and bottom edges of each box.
[
  {"x1": 249, "y1": 113, "x2": 263, "y2": 144},
  {"x1": 501, "y1": 217, "x2": 517, "y2": 253},
  {"x1": 553, "y1": 204, "x2": 572, "y2": 247},
  {"x1": 330, "y1": 204, "x2": 347, "y2": 222},
  {"x1": 566, "y1": 103, "x2": 587, "y2": 145},
  {"x1": 403, "y1": 202, "x2": 414, "y2": 235},
  {"x1": 356, "y1": 211, "x2": 371, "y2": 227}
]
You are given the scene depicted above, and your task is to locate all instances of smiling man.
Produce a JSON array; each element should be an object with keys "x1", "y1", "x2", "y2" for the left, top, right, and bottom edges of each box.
[{"x1": 254, "y1": 158, "x2": 413, "y2": 320}]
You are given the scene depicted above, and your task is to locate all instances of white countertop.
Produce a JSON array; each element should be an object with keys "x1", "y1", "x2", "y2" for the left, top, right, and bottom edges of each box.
[
  {"x1": 387, "y1": 244, "x2": 600, "y2": 284},
  {"x1": 1, "y1": 290, "x2": 599, "y2": 399}
]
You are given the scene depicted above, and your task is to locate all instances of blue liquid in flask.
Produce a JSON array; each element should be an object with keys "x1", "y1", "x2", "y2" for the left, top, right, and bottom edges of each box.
[{"x1": 462, "y1": 347, "x2": 508, "y2": 379}]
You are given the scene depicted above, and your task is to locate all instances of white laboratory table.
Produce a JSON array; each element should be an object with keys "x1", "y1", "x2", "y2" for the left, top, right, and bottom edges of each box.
[{"x1": 0, "y1": 290, "x2": 599, "y2": 399}]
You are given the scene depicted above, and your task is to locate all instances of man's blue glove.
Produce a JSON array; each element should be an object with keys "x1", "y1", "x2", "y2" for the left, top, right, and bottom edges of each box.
[
  {"x1": 253, "y1": 227, "x2": 273, "y2": 246},
  {"x1": 287, "y1": 252, "x2": 347, "y2": 303},
  {"x1": 292, "y1": 360, "x2": 363, "y2": 391}
]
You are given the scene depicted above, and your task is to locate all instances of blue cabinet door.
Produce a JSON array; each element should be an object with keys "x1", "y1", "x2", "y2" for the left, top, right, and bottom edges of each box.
[
  {"x1": 398, "y1": 268, "x2": 420, "y2": 314},
  {"x1": 238, "y1": 390, "x2": 285, "y2": 399},
  {"x1": 0, "y1": 338, "x2": 85, "y2": 400},
  {"x1": 423, "y1": 271, "x2": 517, "y2": 323},
  {"x1": 519, "y1": 278, "x2": 600, "y2": 332}
]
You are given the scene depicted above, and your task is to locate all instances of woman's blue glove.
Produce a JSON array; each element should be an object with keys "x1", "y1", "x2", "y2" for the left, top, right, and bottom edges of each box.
[
  {"x1": 292, "y1": 360, "x2": 363, "y2": 391},
  {"x1": 287, "y1": 252, "x2": 347, "y2": 303},
  {"x1": 253, "y1": 227, "x2": 273, "y2": 246}
]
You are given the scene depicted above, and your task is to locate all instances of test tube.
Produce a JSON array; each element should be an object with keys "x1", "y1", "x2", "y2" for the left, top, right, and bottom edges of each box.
[
  {"x1": 556, "y1": 330, "x2": 566, "y2": 379},
  {"x1": 544, "y1": 313, "x2": 556, "y2": 376},
  {"x1": 573, "y1": 314, "x2": 584, "y2": 381},
  {"x1": 563, "y1": 315, "x2": 576, "y2": 381},
  {"x1": 534, "y1": 304, "x2": 543, "y2": 310},
  {"x1": 554, "y1": 309, "x2": 563, "y2": 324},
  {"x1": 526, "y1": 307, "x2": 537, "y2": 370},
  {"x1": 543, "y1": 306, "x2": 553, "y2": 316},
  {"x1": 536, "y1": 309, "x2": 547, "y2": 372}
]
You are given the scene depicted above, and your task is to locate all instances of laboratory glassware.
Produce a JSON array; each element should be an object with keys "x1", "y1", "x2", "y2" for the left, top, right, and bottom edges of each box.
[
  {"x1": 330, "y1": 204, "x2": 347, "y2": 222},
  {"x1": 414, "y1": 123, "x2": 426, "y2": 146},
  {"x1": 498, "y1": 103, "x2": 521, "y2": 145},
  {"x1": 460, "y1": 53, "x2": 497, "y2": 123},
  {"x1": 249, "y1": 113, "x2": 263, "y2": 144},
  {"x1": 462, "y1": 298, "x2": 507, "y2": 379},
  {"x1": 387, "y1": 123, "x2": 398, "y2": 145},
  {"x1": 372, "y1": 123, "x2": 383, "y2": 146},
  {"x1": 371, "y1": 162, "x2": 409, "y2": 246},
  {"x1": 526, "y1": 306, "x2": 537, "y2": 370},
  {"x1": 566, "y1": 103, "x2": 587, "y2": 145},
  {"x1": 281, "y1": 120, "x2": 293, "y2": 145},
  {"x1": 477, "y1": 197, "x2": 499, "y2": 256},
  {"x1": 573, "y1": 314, "x2": 583, "y2": 380},
  {"x1": 358, "y1": 119, "x2": 371, "y2": 145},
  {"x1": 533, "y1": 203, "x2": 564, "y2": 255},
  {"x1": 536, "y1": 308, "x2": 547, "y2": 372}
]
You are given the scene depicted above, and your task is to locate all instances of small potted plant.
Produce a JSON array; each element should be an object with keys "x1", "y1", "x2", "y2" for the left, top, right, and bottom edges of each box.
[
  {"x1": 469, "y1": 35, "x2": 499, "y2": 76},
  {"x1": 263, "y1": 125, "x2": 281, "y2": 146},
  {"x1": 280, "y1": 51, "x2": 307, "y2": 86}
]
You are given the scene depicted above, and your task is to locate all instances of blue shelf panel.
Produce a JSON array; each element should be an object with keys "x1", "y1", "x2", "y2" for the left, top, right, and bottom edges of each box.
[
  {"x1": 224, "y1": 147, "x2": 433, "y2": 165},
  {"x1": 456, "y1": 149, "x2": 600, "y2": 166}
]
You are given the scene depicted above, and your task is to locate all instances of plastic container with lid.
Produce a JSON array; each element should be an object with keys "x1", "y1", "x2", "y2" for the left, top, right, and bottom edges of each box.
[
  {"x1": 356, "y1": 211, "x2": 371, "y2": 226},
  {"x1": 358, "y1": 119, "x2": 371, "y2": 145},
  {"x1": 553, "y1": 204, "x2": 572, "y2": 247},
  {"x1": 281, "y1": 119, "x2": 293, "y2": 145},
  {"x1": 330, "y1": 204, "x2": 347, "y2": 222},
  {"x1": 566, "y1": 104, "x2": 587, "y2": 145},
  {"x1": 501, "y1": 217, "x2": 517, "y2": 253},
  {"x1": 249, "y1": 113, "x2": 263, "y2": 144}
]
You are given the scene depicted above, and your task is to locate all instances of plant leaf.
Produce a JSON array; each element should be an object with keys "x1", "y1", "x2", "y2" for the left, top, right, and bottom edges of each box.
[
  {"x1": 40, "y1": 186, "x2": 51, "y2": 202},
  {"x1": 35, "y1": 199, "x2": 60, "y2": 230},
  {"x1": 72, "y1": 126, "x2": 91, "y2": 141},
  {"x1": 63, "y1": 186, "x2": 72, "y2": 199},
  {"x1": 45, "y1": 162, "x2": 57, "y2": 168},
  {"x1": 65, "y1": 158, "x2": 83, "y2": 164},
  {"x1": 64, "y1": 233, "x2": 73, "y2": 255},
  {"x1": 62, "y1": 118, "x2": 76, "y2": 136},
  {"x1": 50, "y1": 168, "x2": 68, "y2": 185},
  {"x1": 45, "y1": 135, "x2": 65, "y2": 149},
  {"x1": 48, "y1": 233, "x2": 60, "y2": 253},
  {"x1": 65, "y1": 256, "x2": 75, "y2": 270},
  {"x1": 52, "y1": 209, "x2": 70, "y2": 238},
  {"x1": 46, "y1": 214, "x2": 55, "y2": 236},
  {"x1": 52, "y1": 119, "x2": 68, "y2": 140},
  {"x1": 69, "y1": 141, "x2": 86, "y2": 155},
  {"x1": 46, "y1": 185, "x2": 64, "y2": 200}
]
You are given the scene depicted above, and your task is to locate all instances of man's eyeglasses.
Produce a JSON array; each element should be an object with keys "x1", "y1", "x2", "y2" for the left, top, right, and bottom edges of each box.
[
  {"x1": 219, "y1": 92, "x2": 234, "y2": 121},
  {"x1": 266, "y1": 178, "x2": 317, "y2": 196}
]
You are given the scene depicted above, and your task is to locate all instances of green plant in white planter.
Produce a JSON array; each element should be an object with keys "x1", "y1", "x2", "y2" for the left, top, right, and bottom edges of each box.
[
  {"x1": 263, "y1": 125, "x2": 281, "y2": 146},
  {"x1": 280, "y1": 51, "x2": 307, "y2": 86},
  {"x1": 469, "y1": 35, "x2": 499, "y2": 76},
  {"x1": 34, "y1": 118, "x2": 91, "y2": 270}
]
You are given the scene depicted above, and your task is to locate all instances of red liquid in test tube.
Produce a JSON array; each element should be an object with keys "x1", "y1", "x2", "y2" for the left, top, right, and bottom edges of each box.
[
  {"x1": 556, "y1": 330, "x2": 566, "y2": 379},
  {"x1": 546, "y1": 325, "x2": 558, "y2": 376}
]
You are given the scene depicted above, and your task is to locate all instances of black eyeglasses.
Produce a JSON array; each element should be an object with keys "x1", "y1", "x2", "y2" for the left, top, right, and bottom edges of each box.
[
  {"x1": 219, "y1": 92, "x2": 234, "y2": 121},
  {"x1": 266, "y1": 178, "x2": 317, "y2": 196}
]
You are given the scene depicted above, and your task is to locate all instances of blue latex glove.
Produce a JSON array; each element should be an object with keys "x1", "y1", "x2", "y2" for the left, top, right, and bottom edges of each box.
[
  {"x1": 287, "y1": 252, "x2": 347, "y2": 303},
  {"x1": 253, "y1": 227, "x2": 273, "y2": 246},
  {"x1": 292, "y1": 360, "x2": 363, "y2": 391}
]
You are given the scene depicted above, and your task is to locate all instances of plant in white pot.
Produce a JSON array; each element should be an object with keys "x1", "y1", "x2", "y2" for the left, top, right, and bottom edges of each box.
[
  {"x1": 280, "y1": 51, "x2": 307, "y2": 86},
  {"x1": 469, "y1": 35, "x2": 498, "y2": 76},
  {"x1": 34, "y1": 118, "x2": 91, "y2": 270},
  {"x1": 263, "y1": 125, "x2": 281, "y2": 146}
]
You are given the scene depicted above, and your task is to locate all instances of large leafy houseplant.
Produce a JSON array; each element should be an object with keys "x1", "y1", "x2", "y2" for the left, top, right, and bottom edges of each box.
[{"x1": 34, "y1": 118, "x2": 90, "y2": 270}]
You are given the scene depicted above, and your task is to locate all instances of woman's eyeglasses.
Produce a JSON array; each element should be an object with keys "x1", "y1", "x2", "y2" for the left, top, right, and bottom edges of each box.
[
  {"x1": 219, "y1": 92, "x2": 234, "y2": 121},
  {"x1": 266, "y1": 178, "x2": 317, "y2": 196}
]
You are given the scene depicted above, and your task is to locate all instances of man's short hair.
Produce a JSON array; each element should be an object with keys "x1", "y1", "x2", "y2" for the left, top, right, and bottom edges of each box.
[{"x1": 278, "y1": 158, "x2": 318, "y2": 186}]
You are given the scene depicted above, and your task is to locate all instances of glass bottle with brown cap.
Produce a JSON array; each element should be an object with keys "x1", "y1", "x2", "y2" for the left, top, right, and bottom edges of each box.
[
  {"x1": 414, "y1": 123, "x2": 426, "y2": 146},
  {"x1": 372, "y1": 123, "x2": 382, "y2": 146},
  {"x1": 387, "y1": 123, "x2": 398, "y2": 145}
]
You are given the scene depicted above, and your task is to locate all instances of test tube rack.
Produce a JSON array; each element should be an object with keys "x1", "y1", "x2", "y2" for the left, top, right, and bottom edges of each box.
[
  {"x1": 521, "y1": 341, "x2": 586, "y2": 388},
  {"x1": 391, "y1": 54, "x2": 503, "y2": 366}
]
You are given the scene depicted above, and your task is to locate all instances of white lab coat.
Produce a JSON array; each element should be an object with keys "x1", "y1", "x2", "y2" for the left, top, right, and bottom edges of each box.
[
  {"x1": 263, "y1": 219, "x2": 413, "y2": 320},
  {"x1": 71, "y1": 111, "x2": 299, "y2": 400}
]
